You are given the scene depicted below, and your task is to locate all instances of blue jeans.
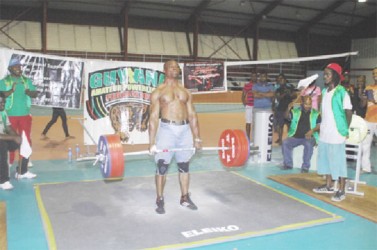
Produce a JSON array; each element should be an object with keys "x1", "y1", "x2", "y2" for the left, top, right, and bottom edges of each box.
[{"x1": 282, "y1": 137, "x2": 315, "y2": 169}]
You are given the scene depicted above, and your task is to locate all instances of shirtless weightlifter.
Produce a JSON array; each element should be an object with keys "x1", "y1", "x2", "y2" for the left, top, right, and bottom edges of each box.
[{"x1": 149, "y1": 60, "x2": 202, "y2": 214}]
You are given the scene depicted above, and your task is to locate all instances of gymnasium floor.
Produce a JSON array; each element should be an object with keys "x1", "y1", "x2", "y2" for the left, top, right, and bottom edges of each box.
[{"x1": 1, "y1": 106, "x2": 377, "y2": 250}]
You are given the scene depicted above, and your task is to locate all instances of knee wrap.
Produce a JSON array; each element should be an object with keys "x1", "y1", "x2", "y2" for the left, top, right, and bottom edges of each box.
[
  {"x1": 177, "y1": 162, "x2": 189, "y2": 173},
  {"x1": 156, "y1": 159, "x2": 169, "y2": 175}
]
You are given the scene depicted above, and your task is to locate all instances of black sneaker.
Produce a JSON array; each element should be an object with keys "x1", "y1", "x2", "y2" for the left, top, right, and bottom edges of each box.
[
  {"x1": 331, "y1": 190, "x2": 346, "y2": 202},
  {"x1": 301, "y1": 168, "x2": 309, "y2": 173},
  {"x1": 155, "y1": 197, "x2": 165, "y2": 214},
  {"x1": 281, "y1": 165, "x2": 292, "y2": 170},
  {"x1": 313, "y1": 185, "x2": 335, "y2": 194},
  {"x1": 180, "y1": 193, "x2": 198, "y2": 210}
]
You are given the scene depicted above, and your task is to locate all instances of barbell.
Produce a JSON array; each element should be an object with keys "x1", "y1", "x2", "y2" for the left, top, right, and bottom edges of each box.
[{"x1": 93, "y1": 129, "x2": 257, "y2": 178}]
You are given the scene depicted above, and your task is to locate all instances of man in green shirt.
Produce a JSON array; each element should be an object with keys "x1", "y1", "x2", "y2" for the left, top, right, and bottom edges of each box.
[{"x1": 0, "y1": 57, "x2": 37, "y2": 178}]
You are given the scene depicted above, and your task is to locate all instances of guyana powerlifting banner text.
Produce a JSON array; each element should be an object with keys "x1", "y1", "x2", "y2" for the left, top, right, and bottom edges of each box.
[{"x1": 84, "y1": 60, "x2": 166, "y2": 145}]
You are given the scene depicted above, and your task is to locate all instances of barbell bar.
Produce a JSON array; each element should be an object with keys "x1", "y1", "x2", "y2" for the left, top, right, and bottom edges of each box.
[
  {"x1": 79, "y1": 145, "x2": 253, "y2": 162},
  {"x1": 91, "y1": 129, "x2": 257, "y2": 178},
  {"x1": 94, "y1": 145, "x2": 257, "y2": 164}
]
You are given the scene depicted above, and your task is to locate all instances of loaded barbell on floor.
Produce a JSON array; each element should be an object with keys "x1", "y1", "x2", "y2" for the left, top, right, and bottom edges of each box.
[{"x1": 93, "y1": 129, "x2": 258, "y2": 178}]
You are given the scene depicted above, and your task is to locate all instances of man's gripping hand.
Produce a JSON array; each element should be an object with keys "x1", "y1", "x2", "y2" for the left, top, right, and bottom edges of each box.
[
  {"x1": 149, "y1": 144, "x2": 157, "y2": 155},
  {"x1": 194, "y1": 138, "x2": 202, "y2": 153}
]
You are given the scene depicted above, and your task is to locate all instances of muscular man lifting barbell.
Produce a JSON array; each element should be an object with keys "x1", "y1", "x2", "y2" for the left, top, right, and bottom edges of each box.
[
  {"x1": 95, "y1": 129, "x2": 253, "y2": 178},
  {"x1": 148, "y1": 60, "x2": 201, "y2": 214}
]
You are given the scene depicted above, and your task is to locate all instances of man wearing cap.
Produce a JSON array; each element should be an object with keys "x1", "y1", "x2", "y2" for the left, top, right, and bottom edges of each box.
[
  {"x1": 0, "y1": 57, "x2": 38, "y2": 179},
  {"x1": 281, "y1": 95, "x2": 321, "y2": 173},
  {"x1": 313, "y1": 63, "x2": 352, "y2": 202}
]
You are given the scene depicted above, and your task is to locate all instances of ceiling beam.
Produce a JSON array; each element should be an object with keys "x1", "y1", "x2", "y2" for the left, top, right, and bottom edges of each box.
[
  {"x1": 342, "y1": 12, "x2": 377, "y2": 38},
  {"x1": 121, "y1": 0, "x2": 136, "y2": 15},
  {"x1": 188, "y1": 0, "x2": 212, "y2": 21},
  {"x1": 0, "y1": 7, "x2": 33, "y2": 50},
  {"x1": 298, "y1": 0, "x2": 344, "y2": 33},
  {"x1": 247, "y1": 0, "x2": 283, "y2": 28},
  {"x1": 280, "y1": 2, "x2": 367, "y2": 20},
  {"x1": 188, "y1": 0, "x2": 211, "y2": 60}
]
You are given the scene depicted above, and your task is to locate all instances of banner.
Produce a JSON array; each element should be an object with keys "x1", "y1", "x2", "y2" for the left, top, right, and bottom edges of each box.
[
  {"x1": 183, "y1": 62, "x2": 226, "y2": 93},
  {"x1": 0, "y1": 48, "x2": 84, "y2": 109},
  {"x1": 1, "y1": 48, "x2": 229, "y2": 145},
  {"x1": 83, "y1": 60, "x2": 168, "y2": 145}
]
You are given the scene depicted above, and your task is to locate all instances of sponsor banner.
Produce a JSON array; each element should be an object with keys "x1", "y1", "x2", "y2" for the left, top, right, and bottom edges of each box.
[
  {"x1": 84, "y1": 60, "x2": 172, "y2": 145},
  {"x1": 0, "y1": 48, "x2": 84, "y2": 109},
  {"x1": 183, "y1": 62, "x2": 226, "y2": 93}
]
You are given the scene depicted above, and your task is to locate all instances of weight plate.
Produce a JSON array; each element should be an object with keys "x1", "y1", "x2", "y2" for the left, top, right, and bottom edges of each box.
[{"x1": 98, "y1": 134, "x2": 125, "y2": 178}]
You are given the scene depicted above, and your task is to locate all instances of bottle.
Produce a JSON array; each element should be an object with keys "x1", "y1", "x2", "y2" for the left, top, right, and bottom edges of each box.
[
  {"x1": 75, "y1": 144, "x2": 80, "y2": 159},
  {"x1": 68, "y1": 148, "x2": 72, "y2": 163}
]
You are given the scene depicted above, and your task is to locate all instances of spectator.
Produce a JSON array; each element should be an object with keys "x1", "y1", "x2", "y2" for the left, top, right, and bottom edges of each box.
[
  {"x1": 0, "y1": 57, "x2": 38, "y2": 177},
  {"x1": 350, "y1": 75, "x2": 367, "y2": 118},
  {"x1": 0, "y1": 92, "x2": 26, "y2": 190},
  {"x1": 242, "y1": 71, "x2": 257, "y2": 141},
  {"x1": 281, "y1": 96, "x2": 321, "y2": 173},
  {"x1": 41, "y1": 107, "x2": 75, "y2": 139},
  {"x1": 341, "y1": 71, "x2": 354, "y2": 93},
  {"x1": 274, "y1": 73, "x2": 296, "y2": 144},
  {"x1": 360, "y1": 67, "x2": 377, "y2": 174},
  {"x1": 252, "y1": 71, "x2": 275, "y2": 143},
  {"x1": 252, "y1": 71, "x2": 275, "y2": 110},
  {"x1": 313, "y1": 63, "x2": 352, "y2": 202}
]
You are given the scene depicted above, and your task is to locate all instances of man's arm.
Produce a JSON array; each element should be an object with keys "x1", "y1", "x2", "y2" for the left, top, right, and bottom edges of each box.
[
  {"x1": 346, "y1": 109, "x2": 353, "y2": 127},
  {"x1": 0, "y1": 124, "x2": 21, "y2": 144},
  {"x1": 241, "y1": 89, "x2": 247, "y2": 106},
  {"x1": 25, "y1": 89, "x2": 38, "y2": 98},
  {"x1": 186, "y1": 91, "x2": 201, "y2": 149},
  {"x1": 366, "y1": 89, "x2": 377, "y2": 104},
  {"x1": 264, "y1": 90, "x2": 275, "y2": 98},
  {"x1": 358, "y1": 88, "x2": 367, "y2": 107},
  {"x1": 305, "y1": 114, "x2": 321, "y2": 139},
  {"x1": 25, "y1": 77, "x2": 38, "y2": 98},
  {"x1": 254, "y1": 91, "x2": 275, "y2": 98},
  {"x1": 317, "y1": 93, "x2": 322, "y2": 110},
  {"x1": 252, "y1": 90, "x2": 263, "y2": 98},
  {"x1": 275, "y1": 89, "x2": 282, "y2": 102},
  {"x1": 284, "y1": 102, "x2": 294, "y2": 120},
  {"x1": 305, "y1": 123, "x2": 320, "y2": 139},
  {"x1": 0, "y1": 81, "x2": 16, "y2": 98},
  {"x1": 148, "y1": 90, "x2": 160, "y2": 149},
  {"x1": 343, "y1": 91, "x2": 353, "y2": 127}
]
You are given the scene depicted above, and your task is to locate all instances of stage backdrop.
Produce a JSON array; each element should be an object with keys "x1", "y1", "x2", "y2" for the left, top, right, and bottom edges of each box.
[{"x1": 0, "y1": 48, "x2": 84, "y2": 109}]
